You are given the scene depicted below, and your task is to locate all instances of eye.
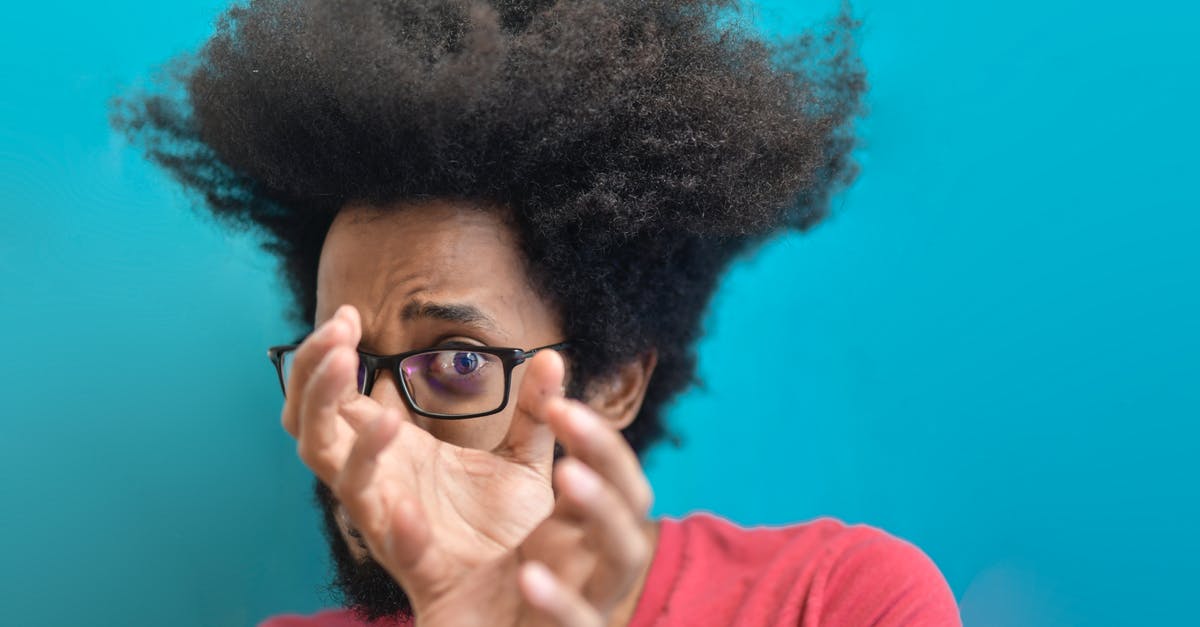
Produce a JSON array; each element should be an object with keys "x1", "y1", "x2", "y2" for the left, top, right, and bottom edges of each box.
[
  {"x1": 431, "y1": 350, "x2": 486, "y2": 376},
  {"x1": 410, "y1": 349, "x2": 498, "y2": 396},
  {"x1": 451, "y1": 351, "x2": 479, "y2": 374},
  {"x1": 400, "y1": 348, "x2": 505, "y2": 412}
]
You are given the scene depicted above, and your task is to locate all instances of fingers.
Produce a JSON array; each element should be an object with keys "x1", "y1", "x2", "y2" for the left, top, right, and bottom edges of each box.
[
  {"x1": 296, "y1": 344, "x2": 362, "y2": 483},
  {"x1": 546, "y1": 399, "x2": 653, "y2": 517},
  {"x1": 336, "y1": 393, "x2": 390, "y2": 432},
  {"x1": 290, "y1": 304, "x2": 383, "y2": 484},
  {"x1": 553, "y1": 458, "x2": 650, "y2": 611},
  {"x1": 281, "y1": 304, "x2": 362, "y2": 437},
  {"x1": 334, "y1": 408, "x2": 401, "y2": 525},
  {"x1": 334, "y1": 409, "x2": 432, "y2": 571},
  {"x1": 495, "y1": 348, "x2": 566, "y2": 468},
  {"x1": 528, "y1": 400, "x2": 655, "y2": 613},
  {"x1": 520, "y1": 561, "x2": 604, "y2": 627}
]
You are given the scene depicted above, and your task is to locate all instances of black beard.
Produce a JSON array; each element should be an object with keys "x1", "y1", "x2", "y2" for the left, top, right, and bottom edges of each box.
[{"x1": 313, "y1": 478, "x2": 414, "y2": 623}]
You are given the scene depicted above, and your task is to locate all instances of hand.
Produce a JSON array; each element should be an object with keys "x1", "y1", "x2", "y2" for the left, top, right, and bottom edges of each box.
[
  {"x1": 416, "y1": 398, "x2": 655, "y2": 627},
  {"x1": 283, "y1": 305, "x2": 654, "y2": 626},
  {"x1": 506, "y1": 399, "x2": 655, "y2": 626}
]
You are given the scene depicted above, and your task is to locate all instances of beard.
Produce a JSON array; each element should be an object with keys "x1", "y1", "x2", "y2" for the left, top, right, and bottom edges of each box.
[{"x1": 313, "y1": 478, "x2": 414, "y2": 623}]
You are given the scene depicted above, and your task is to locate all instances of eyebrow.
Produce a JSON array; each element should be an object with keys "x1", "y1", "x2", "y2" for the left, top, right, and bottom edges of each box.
[{"x1": 400, "y1": 300, "x2": 501, "y2": 334}]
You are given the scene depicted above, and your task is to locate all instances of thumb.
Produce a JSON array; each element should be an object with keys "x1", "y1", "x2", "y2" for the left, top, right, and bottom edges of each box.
[{"x1": 495, "y1": 348, "x2": 566, "y2": 469}]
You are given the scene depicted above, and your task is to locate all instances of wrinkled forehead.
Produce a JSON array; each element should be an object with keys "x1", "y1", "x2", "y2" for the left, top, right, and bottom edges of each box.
[{"x1": 314, "y1": 200, "x2": 556, "y2": 345}]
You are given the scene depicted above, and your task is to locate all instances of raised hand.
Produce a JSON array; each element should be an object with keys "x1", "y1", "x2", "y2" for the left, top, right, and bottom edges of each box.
[
  {"x1": 508, "y1": 397, "x2": 655, "y2": 626},
  {"x1": 284, "y1": 304, "x2": 653, "y2": 626}
]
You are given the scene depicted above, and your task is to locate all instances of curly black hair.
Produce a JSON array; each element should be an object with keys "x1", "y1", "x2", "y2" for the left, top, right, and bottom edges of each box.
[{"x1": 112, "y1": 0, "x2": 865, "y2": 458}]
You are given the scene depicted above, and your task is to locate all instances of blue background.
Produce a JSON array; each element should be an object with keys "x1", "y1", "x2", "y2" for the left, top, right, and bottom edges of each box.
[{"x1": 1, "y1": 1, "x2": 1196, "y2": 625}]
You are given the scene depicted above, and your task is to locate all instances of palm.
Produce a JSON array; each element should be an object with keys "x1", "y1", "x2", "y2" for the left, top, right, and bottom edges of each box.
[{"x1": 371, "y1": 419, "x2": 554, "y2": 593}]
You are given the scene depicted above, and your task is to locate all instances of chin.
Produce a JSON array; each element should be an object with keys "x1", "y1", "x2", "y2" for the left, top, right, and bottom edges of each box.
[{"x1": 313, "y1": 478, "x2": 415, "y2": 622}]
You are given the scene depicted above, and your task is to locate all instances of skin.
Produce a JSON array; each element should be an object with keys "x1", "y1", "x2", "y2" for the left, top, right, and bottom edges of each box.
[{"x1": 283, "y1": 199, "x2": 659, "y2": 626}]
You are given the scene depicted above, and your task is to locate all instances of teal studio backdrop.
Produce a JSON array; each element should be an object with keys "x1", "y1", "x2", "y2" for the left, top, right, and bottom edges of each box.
[{"x1": 1, "y1": 1, "x2": 1195, "y2": 626}]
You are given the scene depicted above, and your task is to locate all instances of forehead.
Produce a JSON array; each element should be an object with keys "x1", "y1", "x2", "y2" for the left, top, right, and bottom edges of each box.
[{"x1": 315, "y1": 200, "x2": 557, "y2": 345}]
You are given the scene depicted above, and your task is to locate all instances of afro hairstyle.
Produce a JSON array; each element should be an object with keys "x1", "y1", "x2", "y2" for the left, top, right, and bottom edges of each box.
[{"x1": 112, "y1": 0, "x2": 866, "y2": 457}]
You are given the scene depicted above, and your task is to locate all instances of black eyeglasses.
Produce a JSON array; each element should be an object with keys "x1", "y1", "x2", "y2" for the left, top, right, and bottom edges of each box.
[{"x1": 267, "y1": 342, "x2": 568, "y2": 419}]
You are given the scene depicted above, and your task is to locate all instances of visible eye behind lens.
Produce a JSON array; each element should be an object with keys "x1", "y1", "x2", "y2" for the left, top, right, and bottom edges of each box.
[
  {"x1": 400, "y1": 349, "x2": 506, "y2": 415},
  {"x1": 431, "y1": 350, "x2": 488, "y2": 377},
  {"x1": 451, "y1": 351, "x2": 479, "y2": 374},
  {"x1": 422, "y1": 350, "x2": 495, "y2": 394}
]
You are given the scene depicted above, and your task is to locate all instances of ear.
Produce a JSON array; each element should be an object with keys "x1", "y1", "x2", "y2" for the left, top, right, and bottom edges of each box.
[{"x1": 583, "y1": 349, "x2": 658, "y2": 431}]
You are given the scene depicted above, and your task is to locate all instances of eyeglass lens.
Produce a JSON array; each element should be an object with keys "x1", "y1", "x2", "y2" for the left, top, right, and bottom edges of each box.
[
  {"x1": 397, "y1": 350, "x2": 506, "y2": 416},
  {"x1": 280, "y1": 349, "x2": 507, "y2": 416}
]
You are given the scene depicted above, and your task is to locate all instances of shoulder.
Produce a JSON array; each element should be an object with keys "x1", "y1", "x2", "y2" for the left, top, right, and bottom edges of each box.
[
  {"x1": 807, "y1": 519, "x2": 962, "y2": 626},
  {"x1": 647, "y1": 513, "x2": 960, "y2": 626}
]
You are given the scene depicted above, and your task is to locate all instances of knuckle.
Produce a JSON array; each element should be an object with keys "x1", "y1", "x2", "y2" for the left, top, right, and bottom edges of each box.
[
  {"x1": 632, "y1": 479, "x2": 654, "y2": 515},
  {"x1": 297, "y1": 439, "x2": 337, "y2": 476},
  {"x1": 614, "y1": 525, "x2": 649, "y2": 570},
  {"x1": 630, "y1": 532, "x2": 650, "y2": 564},
  {"x1": 295, "y1": 440, "x2": 313, "y2": 466},
  {"x1": 280, "y1": 407, "x2": 296, "y2": 435},
  {"x1": 312, "y1": 448, "x2": 341, "y2": 474},
  {"x1": 295, "y1": 439, "x2": 317, "y2": 465}
]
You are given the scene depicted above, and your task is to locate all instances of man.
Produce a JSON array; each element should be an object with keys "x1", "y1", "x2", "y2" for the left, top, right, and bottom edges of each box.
[{"x1": 114, "y1": 0, "x2": 961, "y2": 625}]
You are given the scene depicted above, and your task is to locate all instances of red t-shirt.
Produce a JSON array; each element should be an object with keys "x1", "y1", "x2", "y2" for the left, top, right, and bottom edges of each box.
[{"x1": 262, "y1": 513, "x2": 961, "y2": 627}]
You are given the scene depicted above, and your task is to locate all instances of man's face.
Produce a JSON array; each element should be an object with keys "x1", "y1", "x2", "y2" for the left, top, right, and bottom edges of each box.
[{"x1": 311, "y1": 200, "x2": 563, "y2": 618}]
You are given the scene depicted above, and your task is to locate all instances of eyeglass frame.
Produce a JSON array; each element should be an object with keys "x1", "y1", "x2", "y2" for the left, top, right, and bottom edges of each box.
[{"x1": 266, "y1": 341, "x2": 569, "y2": 420}]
